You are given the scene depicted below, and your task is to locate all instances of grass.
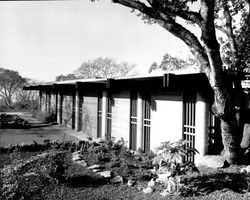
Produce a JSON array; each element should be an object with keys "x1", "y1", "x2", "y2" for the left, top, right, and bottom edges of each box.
[{"x1": 1, "y1": 142, "x2": 250, "y2": 200}]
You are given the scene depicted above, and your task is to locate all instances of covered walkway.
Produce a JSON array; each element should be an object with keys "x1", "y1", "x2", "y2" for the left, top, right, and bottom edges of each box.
[{"x1": 0, "y1": 112, "x2": 89, "y2": 147}]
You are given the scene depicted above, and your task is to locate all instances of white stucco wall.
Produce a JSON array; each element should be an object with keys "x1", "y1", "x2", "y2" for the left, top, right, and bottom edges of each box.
[
  {"x1": 111, "y1": 90, "x2": 130, "y2": 144},
  {"x1": 82, "y1": 96, "x2": 98, "y2": 138},
  {"x1": 41, "y1": 90, "x2": 47, "y2": 112},
  {"x1": 62, "y1": 95, "x2": 73, "y2": 128},
  {"x1": 150, "y1": 90, "x2": 183, "y2": 151},
  {"x1": 50, "y1": 92, "x2": 57, "y2": 113}
]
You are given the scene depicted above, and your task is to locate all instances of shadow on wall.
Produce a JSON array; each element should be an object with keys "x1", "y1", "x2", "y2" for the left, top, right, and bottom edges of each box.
[
  {"x1": 82, "y1": 105, "x2": 92, "y2": 137},
  {"x1": 63, "y1": 96, "x2": 73, "y2": 127}
]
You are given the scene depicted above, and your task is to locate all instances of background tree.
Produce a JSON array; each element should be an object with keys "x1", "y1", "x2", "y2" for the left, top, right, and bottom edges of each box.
[
  {"x1": 55, "y1": 57, "x2": 136, "y2": 81},
  {"x1": 55, "y1": 74, "x2": 77, "y2": 82},
  {"x1": 95, "y1": 0, "x2": 250, "y2": 164},
  {"x1": 148, "y1": 53, "x2": 200, "y2": 73},
  {"x1": 0, "y1": 68, "x2": 27, "y2": 107},
  {"x1": 74, "y1": 57, "x2": 136, "y2": 79},
  {"x1": 15, "y1": 79, "x2": 40, "y2": 110}
]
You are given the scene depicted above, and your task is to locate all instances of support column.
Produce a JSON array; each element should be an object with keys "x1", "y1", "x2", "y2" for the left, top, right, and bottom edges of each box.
[
  {"x1": 41, "y1": 91, "x2": 46, "y2": 112},
  {"x1": 39, "y1": 90, "x2": 42, "y2": 111},
  {"x1": 57, "y1": 92, "x2": 62, "y2": 124},
  {"x1": 75, "y1": 91, "x2": 80, "y2": 131},
  {"x1": 195, "y1": 92, "x2": 209, "y2": 164},
  {"x1": 136, "y1": 92, "x2": 143, "y2": 151},
  {"x1": 101, "y1": 91, "x2": 107, "y2": 138}
]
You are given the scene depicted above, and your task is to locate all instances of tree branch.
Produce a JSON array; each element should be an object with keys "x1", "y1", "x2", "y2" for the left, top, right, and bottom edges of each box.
[
  {"x1": 146, "y1": 0, "x2": 203, "y2": 26},
  {"x1": 113, "y1": 0, "x2": 210, "y2": 72},
  {"x1": 221, "y1": 0, "x2": 238, "y2": 69}
]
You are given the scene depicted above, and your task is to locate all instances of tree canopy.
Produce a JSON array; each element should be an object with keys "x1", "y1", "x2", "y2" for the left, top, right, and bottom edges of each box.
[
  {"x1": 56, "y1": 57, "x2": 136, "y2": 81},
  {"x1": 148, "y1": 53, "x2": 200, "y2": 73},
  {"x1": 0, "y1": 68, "x2": 27, "y2": 106}
]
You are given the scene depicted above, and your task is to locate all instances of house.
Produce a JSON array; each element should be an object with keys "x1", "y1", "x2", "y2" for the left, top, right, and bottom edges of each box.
[{"x1": 24, "y1": 73, "x2": 225, "y2": 163}]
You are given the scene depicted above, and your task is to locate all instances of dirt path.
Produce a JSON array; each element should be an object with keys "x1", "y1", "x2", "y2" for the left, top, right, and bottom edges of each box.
[{"x1": 0, "y1": 112, "x2": 88, "y2": 147}]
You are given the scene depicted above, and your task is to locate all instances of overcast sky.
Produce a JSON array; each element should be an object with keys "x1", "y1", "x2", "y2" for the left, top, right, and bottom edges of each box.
[{"x1": 0, "y1": 0, "x2": 194, "y2": 82}]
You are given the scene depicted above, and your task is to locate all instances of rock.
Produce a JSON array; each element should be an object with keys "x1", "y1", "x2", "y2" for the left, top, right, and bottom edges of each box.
[
  {"x1": 241, "y1": 124, "x2": 250, "y2": 149},
  {"x1": 160, "y1": 189, "x2": 171, "y2": 197},
  {"x1": 76, "y1": 160, "x2": 87, "y2": 167},
  {"x1": 147, "y1": 178, "x2": 155, "y2": 187},
  {"x1": 196, "y1": 155, "x2": 227, "y2": 168},
  {"x1": 127, "y1": 179, "x2": 135, "y2": 187},
  {"x1": 93, "y1": 169, "x2": 101, "y2": 173},
  {"x1": 240, "y1": 165, "x2": 250, "y2": 175},
  {"x1": 72, "y1": 150, "x2": 81, "y2": 157},
  {"x1": 87, "y1": 164, "x2": 101, "y2": 170},
  {"x1": 110, "y1": 176, "x2": 123, "y2": 183},
  {"x1": 23, "y1": 172, "x2": 37, "y2": 177},
  {"x1": 72, "y1": 154, "x2": 83, "y2": 162},
  {"x1": 96, "y1": 171, "x2": 112, "y2": 178},
  {"x1": 143, "y1": 187, "x2": 154, "y2": 194},
  {"x1": 156, "y1": 173, "x2": 170, "y2": 184}
]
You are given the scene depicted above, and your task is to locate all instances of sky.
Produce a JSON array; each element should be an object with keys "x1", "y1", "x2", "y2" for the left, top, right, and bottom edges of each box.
[{"x1": 0, "y1": 0, "x2": 194, "y2": 82}]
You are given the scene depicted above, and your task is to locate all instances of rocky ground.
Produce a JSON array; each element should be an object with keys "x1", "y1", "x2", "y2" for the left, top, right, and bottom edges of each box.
[
  {"x1": 0, "y1": 113, "x2": 30, "y2": 129},
  {"x1": 1, "y1": 139, "x2": 250, "y2": 200}
]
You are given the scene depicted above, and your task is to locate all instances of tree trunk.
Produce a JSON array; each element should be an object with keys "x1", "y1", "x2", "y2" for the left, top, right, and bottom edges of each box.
[
  {"x1": 199, "y1": 0, "x2": 241, "y2": 164},
  {"x1": 220, "y1": 116, "x2": 241, "y2": 164}
]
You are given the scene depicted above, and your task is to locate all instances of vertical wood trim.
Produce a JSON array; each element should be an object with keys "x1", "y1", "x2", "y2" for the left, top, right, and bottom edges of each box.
[
  {"x1": 101, "y1": 91, "x2": 107, "y2": 138},
  {"x1": 75, "y1": 91, "x2": 80, "y2": 131},
  {"x1": 195, "y1": 92, "x2": 209, "y2": 164},
  {"x1": 136, "y1": 92, "x2": 143, "y2": 151},
  {"x1": 57, "y1": 92, "x2": 62, "y2": 124}
]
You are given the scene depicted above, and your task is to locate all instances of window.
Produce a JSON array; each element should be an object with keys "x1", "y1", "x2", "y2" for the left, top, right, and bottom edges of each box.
[
  {"x1": 106, "y1": 91, "x2": 112, "y2": 140},
  {"x1": 130, "y1": 91, "x2": 137, "y2": 150},
  {"x1": 208, "y1": 111, "x2": 222, "y2": 154},
  {"x1": 72, "y1": 94, "x2": 75, "y2": 129},
  {"x1": 183, "y1": 91, "x2": 196, "y2": 162},
  {"x1": 142, "y1": 92, "x2": 151, "y2": 152},
  {"x1": 97, "y1": 91, "x2": 103, "y2": 138}
]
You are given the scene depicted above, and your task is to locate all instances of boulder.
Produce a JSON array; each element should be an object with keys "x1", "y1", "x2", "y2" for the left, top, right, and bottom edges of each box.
[
  {"x1": 72, "y1": 154, "x2": 83, "y2": 162},
  {"x1": 143, "y1": 187, "x2": 154, "y2": 194},
  {"x1": 240, "y1": 165, "x2": 250, "y2": 175},
  {"x1": 96, "y1": 171, "x2": 112, "y2": 178},
  {"x1": 196, "y1": 155, "x2": 227, "y2": 168},
  {"x1": 156, "y1": 173, "x2": 170, "y2": 184},
  {"x1": 110, "y1": 176, "x2": 123, "y2": 183},
  {"x1": 127, "y1": 179, "x2": 135, "y2": 187},
  {"x1": 76, "y1": 160, "x2": 87, "y2": 167},
  {"x1": 147, "y1": 179, "x2": 155, "y2": 187},
  {"x1": 87, "y1": 164, "x2": 101, "y2": 170}
]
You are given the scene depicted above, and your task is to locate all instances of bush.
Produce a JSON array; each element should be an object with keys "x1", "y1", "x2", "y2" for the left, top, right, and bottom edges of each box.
[
  {"x1": 152, "y1": 139, "x2": 199, "y2": 195},
  {"x1": 34, "y1": 111, "x2": 57, "y2": 124}
]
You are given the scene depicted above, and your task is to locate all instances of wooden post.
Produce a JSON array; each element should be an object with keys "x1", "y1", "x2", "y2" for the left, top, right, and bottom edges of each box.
[
  {"x1": 136, "y1": 92, "x2": 143, "y2": 151},
  {"x1": 39, "y1": 90, "x2": 42, "y2": 111},
  {"x1": 195, "y1": 92, "x2": 209, "y2": 164},
  {"x1": 57, "y1": 92, "x2": 62, "y2": 124},
  {"x1": 101, "y1": 90, "x2": 107, "y2": 138},
  {"x1": 75, "y1": 91, "x2": 80, "y2": 131}
]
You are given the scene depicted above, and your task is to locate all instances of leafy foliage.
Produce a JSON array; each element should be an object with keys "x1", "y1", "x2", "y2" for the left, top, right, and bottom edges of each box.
[
  {"x1": 152, "y1": 139, "x2": 199, "y2": 194},
  {"x1": 0, "y1": 68, "x2": 27, "y2": 106},
  {"x1": 153, "y1": 140, "x2": 198, "y2": 175},
  {"x1": 148, "y1": 53, "x2": 200, "y2": 73}
]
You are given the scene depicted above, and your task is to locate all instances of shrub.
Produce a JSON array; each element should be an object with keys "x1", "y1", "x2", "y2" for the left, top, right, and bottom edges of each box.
[
  {"x1": 34, "y1": 111, "x2": 57, "y2": 124},
  {"x1": 152, "y1": 139, "x2": 199, "y2": 195}
]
